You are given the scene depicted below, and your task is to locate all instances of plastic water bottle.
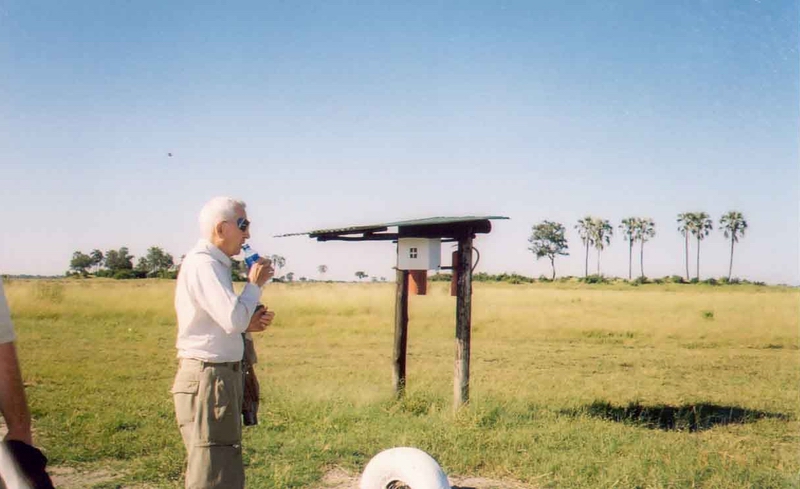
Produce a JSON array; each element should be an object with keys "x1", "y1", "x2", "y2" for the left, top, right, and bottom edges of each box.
[{"x1": 242, "y1": 244, "x2": 260, "y2": 270}]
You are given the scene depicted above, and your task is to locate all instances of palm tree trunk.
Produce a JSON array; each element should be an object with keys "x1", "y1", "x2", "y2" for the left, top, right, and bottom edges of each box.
[
  {"x1": 584, "y1": 241, "x2": 589, "y2": 277},
  {"x1": 640, "y1": 240, "x2": 645, "y2": 279},
  {"x1": 684, "y1": 234, "x2": 690, "y2": 281},
  {"x1": 628, "y1": 239, "x2": 633, "y2": 280},
  {"x1": 728, "y1": 237, "x2": 734, "y2": 281},
  {"x1": 696, "y1": 237, "x2": 701, "y2": 280},
  {"x1": 596, "y1": 248, "x2": 601, "y2": 275}
]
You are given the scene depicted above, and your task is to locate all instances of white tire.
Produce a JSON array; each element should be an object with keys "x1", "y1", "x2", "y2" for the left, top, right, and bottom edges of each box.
[{"x1": 359, "y1": 447, "x2": 451, "y2": 489}]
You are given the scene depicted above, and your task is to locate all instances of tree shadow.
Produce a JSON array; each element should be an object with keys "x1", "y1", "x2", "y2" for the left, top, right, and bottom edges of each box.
[{"x1": 565, "y1": 401, "x2": 789, "y2": 432}]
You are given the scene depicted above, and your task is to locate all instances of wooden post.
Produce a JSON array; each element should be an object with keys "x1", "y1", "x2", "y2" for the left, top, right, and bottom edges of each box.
[
  {"x1": 393, "y1": 268, "x2": 409, "y2": 398},
  {"x1": 454, "y1": 235, "x2": 473, "y2": 410}
]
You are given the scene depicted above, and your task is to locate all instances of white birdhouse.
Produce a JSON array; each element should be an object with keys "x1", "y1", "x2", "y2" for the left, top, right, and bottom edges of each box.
[{"x1": 397, "y1": 238, "x2": 441, "y2": 271}]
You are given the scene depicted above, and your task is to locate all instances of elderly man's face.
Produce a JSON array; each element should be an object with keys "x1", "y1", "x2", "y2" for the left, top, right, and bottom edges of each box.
[{"x1": 214, "y1": 205, "x2": 250, "y2": 257}]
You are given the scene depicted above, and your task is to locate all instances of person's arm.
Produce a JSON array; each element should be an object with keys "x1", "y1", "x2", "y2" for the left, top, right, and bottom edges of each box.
[
  {"x1": 0, "y1": 342, "x2": 32, "y2": 445},
  {"x1": 189, "y1": 260, "x2": 262, "y2": 335}
]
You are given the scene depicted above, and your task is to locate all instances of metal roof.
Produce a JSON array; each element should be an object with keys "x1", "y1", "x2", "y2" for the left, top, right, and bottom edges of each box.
[{"x1": 276, "y1": 215, "x2": 508, "y2": 240}]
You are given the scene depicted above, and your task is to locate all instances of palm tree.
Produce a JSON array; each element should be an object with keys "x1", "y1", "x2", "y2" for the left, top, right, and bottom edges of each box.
[
  {"x1": 688, "y1": 212, "x2": 713, "y2": 280},
  {"x1": 592, "y1": 219, "x2": 613, "y2": 275},
  {"x1": 269, "y1": 255, "x2": 286, "y2": 275},
  {"x1": 619, "y1": 218, "x2": 638, "y2": 280},
  {"x1": 719, "y1": 211, "x2": 747, "y2": 280},
  {"x1": 575, "y1": 217, "x2": 595, "y2": 277},
  {"x1": 90, "y1": 249, "x2": 104, "y2": 274},
  {"x1": 677, "y1": 213, "x2": 693, "y2": 281},
  {"x1": 635, "y1": 218, "x2": 656, "y2": 279}
]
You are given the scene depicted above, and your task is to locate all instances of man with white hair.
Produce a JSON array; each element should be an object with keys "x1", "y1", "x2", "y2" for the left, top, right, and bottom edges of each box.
[{"x1": 172, "y1": 197, "x2": 275, "y2": 489}]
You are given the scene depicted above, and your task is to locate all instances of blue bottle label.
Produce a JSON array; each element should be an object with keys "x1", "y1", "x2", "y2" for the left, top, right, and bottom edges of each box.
[{"x1": 245, "y1": 253, "x2": 260, "y2": 269}]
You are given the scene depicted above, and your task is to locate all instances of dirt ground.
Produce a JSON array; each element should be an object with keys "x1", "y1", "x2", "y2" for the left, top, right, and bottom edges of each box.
[
  {"x1": 318, "y1": 466, "x2": 539, "y2": 489},
  {"x1": 46, "y1": 465, "x2": 538, "y2": 489}
]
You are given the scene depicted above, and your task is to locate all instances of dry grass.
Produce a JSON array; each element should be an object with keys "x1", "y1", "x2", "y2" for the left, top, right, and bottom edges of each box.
[{"x1": 4, "y1": 278, "x2": 799, "y2": 488}]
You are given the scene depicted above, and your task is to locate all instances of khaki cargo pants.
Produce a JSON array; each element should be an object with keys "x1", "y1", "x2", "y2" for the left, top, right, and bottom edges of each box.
[{"x1": 172, "y1": 358, "x2": 244, "y2": 489}]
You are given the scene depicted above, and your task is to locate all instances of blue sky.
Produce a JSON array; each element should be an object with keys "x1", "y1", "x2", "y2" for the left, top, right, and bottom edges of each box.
[{"x1": 1, "y1": 1, "x2": 798, "y2": 284}]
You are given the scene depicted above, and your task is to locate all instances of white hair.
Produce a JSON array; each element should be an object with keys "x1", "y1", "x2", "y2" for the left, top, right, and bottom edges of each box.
[{"x1": 198, "y1": 196, "x2": 246, "y2": 238}]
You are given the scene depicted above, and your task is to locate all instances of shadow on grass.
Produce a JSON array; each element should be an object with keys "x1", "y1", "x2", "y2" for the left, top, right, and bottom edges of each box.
[{"x1": 565, "y1": 401, "x2": 789, "y2": 432}]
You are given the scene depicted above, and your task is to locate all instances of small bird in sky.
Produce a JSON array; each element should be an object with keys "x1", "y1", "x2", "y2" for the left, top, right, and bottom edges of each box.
[{"x1": 167, "y1": 152, "x2": 173, "y2": 157}]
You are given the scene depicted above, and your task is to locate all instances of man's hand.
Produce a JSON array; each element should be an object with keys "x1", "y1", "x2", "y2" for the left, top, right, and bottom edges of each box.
[
  {"x1": 246, "y1": 306, "x2": 275, "y2": 333},
  {"x1": 248, "y1": 257, "x2": 274, "y2": 287}
]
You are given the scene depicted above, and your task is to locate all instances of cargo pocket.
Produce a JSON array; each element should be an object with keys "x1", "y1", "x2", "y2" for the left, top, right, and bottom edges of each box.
[
  {"x1": 171, "y1": 374, "x2": 199, "y2": 429},
  {"x1": 203, "y1": 369, "x2": 241, "y2": 446},
  {"x1": 213, "y1": 376, "x2": 229, "y2": 420}
]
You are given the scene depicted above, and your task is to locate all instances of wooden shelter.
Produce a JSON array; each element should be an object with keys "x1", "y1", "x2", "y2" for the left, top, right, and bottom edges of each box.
[{"x1": 277, "y1": 216, "x2": 508, "y2": 409}]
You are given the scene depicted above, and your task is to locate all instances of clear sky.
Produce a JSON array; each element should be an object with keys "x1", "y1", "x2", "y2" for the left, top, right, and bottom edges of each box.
[{"x1": 1, "y1": 1, "x2": 798, "y2": 284}]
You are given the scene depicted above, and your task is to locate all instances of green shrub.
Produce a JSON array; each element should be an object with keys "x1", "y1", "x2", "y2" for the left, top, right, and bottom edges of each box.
[
  {"x1": 112, "y1": 270, "x2": 139, "y2": 280},
  {"x1": 581, "y1": 274, "x2": 609, "y2": 284}
]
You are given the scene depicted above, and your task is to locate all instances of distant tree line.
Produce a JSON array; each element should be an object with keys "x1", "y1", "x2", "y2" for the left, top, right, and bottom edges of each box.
[
  {"x1": 68, "y1": 246, "x2": 175, "y2": 279},
  {"x1": 528, "y1": 211, "x2": 748, "y2": 282},
  {"x1": 66, "y1": 211, "x2": 749, "y2": 284}
]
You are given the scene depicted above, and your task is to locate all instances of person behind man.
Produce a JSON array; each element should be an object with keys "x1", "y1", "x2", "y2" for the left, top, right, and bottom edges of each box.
[
  {"x1": 172, "y1": 197, "x2": 275, "y2": 489},
  {"x1": 0, "y1": 282, "x2": 54, "y2": 489}
]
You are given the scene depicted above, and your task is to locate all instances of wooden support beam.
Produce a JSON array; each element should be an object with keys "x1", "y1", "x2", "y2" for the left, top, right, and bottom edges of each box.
[
  {"x1": 393, "y1": 268, "x2": 409, "y2": 398},
  {"x1": 454, "y1": 236, "x2": 473, "y2": 410}
]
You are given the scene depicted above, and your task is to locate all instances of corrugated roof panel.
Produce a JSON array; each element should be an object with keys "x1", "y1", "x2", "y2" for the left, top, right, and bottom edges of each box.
[{"x1": 276, "y1": 215, "x2": 508, "y2": 238}]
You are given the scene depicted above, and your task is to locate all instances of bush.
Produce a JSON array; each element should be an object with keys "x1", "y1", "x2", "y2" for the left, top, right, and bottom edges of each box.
[
  {"x1": 633, "y1": 276, "x2": 649, "y2": 285},
  {"x1": 690, "y1": 278, "x2": 699, "y2": 284},
  {"x1": 112, "y1": 270, "x2": 139, "y2": 280},
  {"x1": 581, "y1": 274, "x2": 609, "y2": 284},
  {"x1": 703, "y1": 278, "x2": 719, "y2": 286},
  {"x1": 667, "y1": 275, "x2": 685, "y2": 284}
]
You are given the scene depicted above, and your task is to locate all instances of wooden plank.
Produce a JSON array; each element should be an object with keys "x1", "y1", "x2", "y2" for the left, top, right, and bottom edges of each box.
[
  {"x1": 393, "y1": 268, "x2": 409, "y2": 398},
  {"x1": 454, "y1": 236, "x2": 473, "y2": 410}
]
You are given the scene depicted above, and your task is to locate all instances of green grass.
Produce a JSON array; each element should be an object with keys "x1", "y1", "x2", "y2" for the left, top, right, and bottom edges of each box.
[{"x1": 5, "y1": 279, "x2": 800, "y2": 488}]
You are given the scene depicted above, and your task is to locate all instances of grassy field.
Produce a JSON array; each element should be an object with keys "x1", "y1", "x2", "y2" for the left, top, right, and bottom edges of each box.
[{"x1": 4, "y1": 278, "x2": 799, "y2": 488}]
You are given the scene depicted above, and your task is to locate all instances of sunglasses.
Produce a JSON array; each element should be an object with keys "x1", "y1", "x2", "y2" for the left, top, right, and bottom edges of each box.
[{"x1": 235, "y1": 217, "x2": 250, "y2": 232}]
